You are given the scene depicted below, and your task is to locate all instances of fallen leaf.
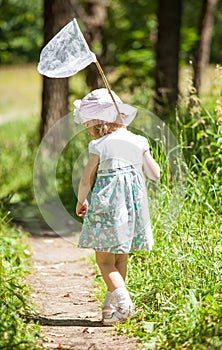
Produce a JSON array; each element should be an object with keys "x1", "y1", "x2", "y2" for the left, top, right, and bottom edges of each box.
[
  {"x1": 82, "y1": 327, "x2": 95, "y2": 334},
  {"x1": 63, "y1": 293, "x2": 71, "y2": 297},
  {"x1": 57, "y1": 344, "x2": 63, "y2": 349}
]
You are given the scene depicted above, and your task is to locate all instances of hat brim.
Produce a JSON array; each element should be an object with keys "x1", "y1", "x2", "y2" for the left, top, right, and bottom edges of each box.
[{"x1": 74, "y1": 103, "x2": 137, "y2": 125}]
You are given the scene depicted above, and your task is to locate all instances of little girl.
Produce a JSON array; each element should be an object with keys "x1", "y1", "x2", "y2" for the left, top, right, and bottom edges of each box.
[{"x1": 74, "y1": 88, "x2": 160, "y2": 325}]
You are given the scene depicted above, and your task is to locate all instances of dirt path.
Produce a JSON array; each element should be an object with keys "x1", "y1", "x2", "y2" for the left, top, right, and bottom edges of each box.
[{"x1": 27, "y1": 234, "x2": 141, "y2": 350}]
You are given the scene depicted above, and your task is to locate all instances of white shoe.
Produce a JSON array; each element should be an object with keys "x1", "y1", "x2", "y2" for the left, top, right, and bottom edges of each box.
[
  {"x1": 117, "y1": 304, "x2": 135, "y2": 320},
  {"x1": 102, "y1": 304, "x2": 135, "y2": 325},
  {"x1": 102, "y1": 308, "x2": 126, "y2": 325}
]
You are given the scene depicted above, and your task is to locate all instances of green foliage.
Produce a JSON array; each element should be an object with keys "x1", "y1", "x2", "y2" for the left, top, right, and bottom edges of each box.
[
  {"x1": 105, "y1": 0, "x2": 157, "y2": 94},
  {"x1": 0, "y1": 118, "x2": 38, "y2": 202},
  {"x1": 113, "y1": 98, "x2": 222, "y2": 349},
  {"x1": 1, "y1": 0, "x2": 222, "y2": 94},
  {"x1": 123, "y1": 163, "x2": 221, "y2": 349},
  {"x1": 0, "y1": 114, "x2": 42, "y2": 347},
  {"x1": 0, "y1": 210, "x2": 42, "y2": 349},
  {"x1": 211, "y1": 0, "x2": 222, "y2": 63},
  {"x1": 56, "y1": 127, "x2": 91, "y2": 222},
  {"x1": 178, "y1": 80, "x2": 222, "y2": 178},
  {"x1": 180, "y1": 27, "x2": 199, "y2": 63},
  {"x1": 92, "y1": 75, "x2": 222, "y2": 348},
  {"x1": 0, "y1": 0, "x2": 42, "y2": 64},
  {"x1": 180, "y1": 0, "x2": 202, "y2": 64}
]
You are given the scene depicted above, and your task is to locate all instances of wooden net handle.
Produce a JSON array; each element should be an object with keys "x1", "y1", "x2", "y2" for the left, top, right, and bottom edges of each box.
[{"x1": 95, "y1": 60, "x2": 121, "y2": 117}]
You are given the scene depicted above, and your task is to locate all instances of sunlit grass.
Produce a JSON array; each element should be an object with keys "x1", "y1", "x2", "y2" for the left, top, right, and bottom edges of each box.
[
  {"x1": 0, "y1": 118, "x2": 38, "y2": 201},
  {"x1": 179, "y1": 64, "x2": 222, "y2": 97},
  {"x1": 0, "y1": 65, "x2": 42, "y2": 123},
  {"x1": 1, "y1": 64, "x2": 221, "y2": 126},
  {"x1": 93, "y1": 101, "x2": 222, "y2": 349},
  {"x1": 0, "y1": 210, "x2": 43, "y2": 350}
]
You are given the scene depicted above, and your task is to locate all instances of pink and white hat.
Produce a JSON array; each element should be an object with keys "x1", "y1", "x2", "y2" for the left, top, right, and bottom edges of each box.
[{"x1": 73, "y1": 88, "x2": 137, "y2": 125}]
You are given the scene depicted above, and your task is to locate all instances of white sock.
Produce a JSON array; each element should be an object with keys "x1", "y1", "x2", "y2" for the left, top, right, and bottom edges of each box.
[
  {"x1": 112, "y1": 286, "x2": 133, "y2": 311},
  {"x1": 103, "y1": 291, "x2": 115, "y2": 309}
]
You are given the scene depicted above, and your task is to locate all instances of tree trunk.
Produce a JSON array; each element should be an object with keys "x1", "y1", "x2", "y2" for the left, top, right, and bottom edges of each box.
[
  {"x1": 154, "y1": 0, "x2": 182, "y2": 119},
  {"x1": 80, "y1": 0, "x2": 108, "y2": 90},
  {"x1": 39, "y1": 0, "x2": 73, "y2": 139},
  {"x1": 194, "y1": 0, "x2": 218, "y2": 94}
]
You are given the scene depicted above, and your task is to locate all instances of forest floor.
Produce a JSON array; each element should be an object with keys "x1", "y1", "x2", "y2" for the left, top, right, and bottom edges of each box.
[{"x1": 27, "y1": 229, "x2": 141, "y2": 350}]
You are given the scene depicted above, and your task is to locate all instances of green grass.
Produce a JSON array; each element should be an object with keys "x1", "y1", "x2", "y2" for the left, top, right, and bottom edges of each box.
[
  {"x1": 0, "y1": 65, "x2": 41, "y2": 122},
  {"x1": 122, "y1": 176, "x2": 221, "y2": 349},
  {"x1": 0, "y1": 209, "x2": 42, "y2": 350},
  {"x1": 0, "y1": 116, "x2": 42, "y2": 349},
  {"x1": 0, "y1": 118, "x2": 38, "y2": 201},
  {"x1": 0, "y1": 67, "x2": 42, "y2": 349},
  {"x1": 94, "y1": 99, "x2": 222, "y2": 349}
]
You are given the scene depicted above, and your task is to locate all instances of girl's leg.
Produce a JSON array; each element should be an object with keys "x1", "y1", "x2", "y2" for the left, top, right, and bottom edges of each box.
[
  {"x1": 95, "y1": 252, "x2": 125, "y2": 292},
  {"x1": 115, "y1": 253, "x2": 128, "y2": 281},
  {"x1": 96, "y1": 252, "x2": 133, "y2": 324}
]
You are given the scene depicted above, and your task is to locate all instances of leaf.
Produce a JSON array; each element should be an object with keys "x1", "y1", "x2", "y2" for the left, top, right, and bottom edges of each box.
[
  {"x1": 142, "y1": 337, "x2": 157, "y2": 350},
  {"x1": 188, "y1": 289, "x2": 198, "y2": 310},
  {"x1": 63, "y1": 293, "x2": 71, "y2": 298},
  {"x1": 142, "y1": 321, "x2": 155, "y2": 334},
  {"x1": 82, "y1": 327, "x2": 95, "y2": 334}
]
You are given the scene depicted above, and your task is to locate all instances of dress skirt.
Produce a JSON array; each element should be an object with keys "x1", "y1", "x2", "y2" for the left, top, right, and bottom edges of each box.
[{"x1": 78, "y1": 166, "x2": 154, "y2": 254}]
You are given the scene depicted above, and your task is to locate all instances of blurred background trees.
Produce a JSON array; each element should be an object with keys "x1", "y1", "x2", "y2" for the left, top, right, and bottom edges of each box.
[
  {"x1": 0, "y1": 0, "x2": 42, "y2": 63},
  {"x1": 194, "y1": 0, "x2": 218, "y2": 94},
  {"x1": 0, "y1": 0, "x2": 221, "y2": 133},
  {"x1": 154, "y1": 0, "x2": 182, "y2": 117}
]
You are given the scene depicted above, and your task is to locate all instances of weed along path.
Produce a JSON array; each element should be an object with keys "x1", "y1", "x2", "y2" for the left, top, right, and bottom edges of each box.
[{"x1": 28, "y1": 234, "x2": 141, "y2": 350}]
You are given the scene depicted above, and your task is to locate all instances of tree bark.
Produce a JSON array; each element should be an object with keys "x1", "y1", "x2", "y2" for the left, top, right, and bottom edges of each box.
[
  {"x1": 79, "y1": 0, "x2": 108, "y2": 90},
  {"x1": 154, "y1": 0, "x2": 182, "y2": 119},
  {"x1": 39, "y1": 0, "x2": 73, "y2": 139},
  {"x1": 194, "y1": 0, "x2": 218, "y2": 94}
]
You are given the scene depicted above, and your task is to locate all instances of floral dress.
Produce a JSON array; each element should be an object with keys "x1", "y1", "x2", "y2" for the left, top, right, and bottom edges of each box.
[
  {"x1": 78, "y1": 128, "x2": 154, "y2": 254},
  {"x1": 78, "y1": 128, "x2": 154, "y2": 253}
]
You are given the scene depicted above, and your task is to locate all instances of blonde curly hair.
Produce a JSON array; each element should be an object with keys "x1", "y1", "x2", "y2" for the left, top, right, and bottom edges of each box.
[{"x1": 89, "y1": 114, "x2": 127, "y2": 138}]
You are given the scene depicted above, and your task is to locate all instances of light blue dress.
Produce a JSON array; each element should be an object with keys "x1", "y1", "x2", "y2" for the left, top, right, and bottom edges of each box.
[{"x1": 78, "y1": 128, "x2": 154, "y2": 253}]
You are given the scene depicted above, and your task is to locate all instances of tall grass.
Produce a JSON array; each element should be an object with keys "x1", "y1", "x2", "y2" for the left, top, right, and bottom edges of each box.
[
  {"x1": 0, "y1": 118, "x2": 42, "y2": 349},
  {"x1": 0, "y1": 119, "x2": 38, "y2": 202},
  {"x1": 114, "y1": 95, "x2": 222, "y2": 349},
  {"x1": 0, "y1": 209, "x2": 42, "y2": 350}
]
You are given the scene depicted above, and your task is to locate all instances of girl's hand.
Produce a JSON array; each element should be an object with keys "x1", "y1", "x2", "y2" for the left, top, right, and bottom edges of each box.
[{"x1": 76, "y1": 200, "x2": 88, "y2": 217}]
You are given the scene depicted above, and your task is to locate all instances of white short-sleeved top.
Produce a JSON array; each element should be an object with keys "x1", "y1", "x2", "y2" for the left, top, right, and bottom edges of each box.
[{"x1": 89, "y1": 128, "x2": 149, "y2": 171}]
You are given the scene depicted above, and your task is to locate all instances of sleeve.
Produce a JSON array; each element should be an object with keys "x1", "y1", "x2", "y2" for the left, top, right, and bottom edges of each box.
[
  {"x1": 88, "y1": 140, "x2": 100, "y2": 155},
  {"x1": 140, "y1": 136, "x2": 150, "y2": 153}
]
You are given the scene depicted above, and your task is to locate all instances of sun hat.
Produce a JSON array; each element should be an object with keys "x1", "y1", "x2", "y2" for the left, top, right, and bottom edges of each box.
[{"x1": 73, "y1": 88, "x2": 137, "y2": 125}]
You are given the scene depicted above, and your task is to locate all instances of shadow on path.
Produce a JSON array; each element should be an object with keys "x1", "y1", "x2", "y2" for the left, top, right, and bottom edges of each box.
[
  {"x1": 32, "y1": 316, "x2": 104, "y2": 327},
  {"x1": 10, "y1": 202, "x2": 81, "y2": 239}
]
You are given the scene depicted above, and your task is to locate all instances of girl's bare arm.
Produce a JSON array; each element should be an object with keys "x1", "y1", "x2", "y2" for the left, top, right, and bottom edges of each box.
[
  {"x1": 143, "y1": 150, "x2": 160, "y2": 181},
  {"x1": 76, "y1": 153, "x2": 99, "y2": 216}
]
